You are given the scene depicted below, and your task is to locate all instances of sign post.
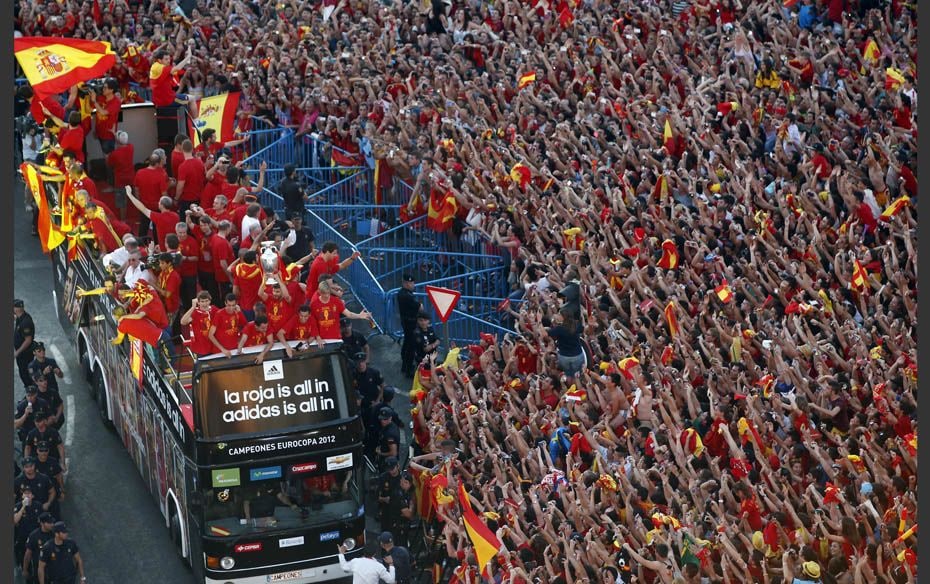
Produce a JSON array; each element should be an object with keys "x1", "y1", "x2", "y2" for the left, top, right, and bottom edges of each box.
[{"x1": 425, "y1": 285, "x2": 462, "y2": 353}]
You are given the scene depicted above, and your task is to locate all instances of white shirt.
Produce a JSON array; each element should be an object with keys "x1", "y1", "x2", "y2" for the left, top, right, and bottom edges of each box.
[
  {"x1": 124, "y1": 264, "x2": 154, "y2": 288},
  {"x1": 338, "y1": 554, "x2": 395, "y2": 584},
  {"x1": 241, "y1": 215, "x2": 261, "y2": 241},
  {"x1": 103, "y1": 247, "x2": 132, "y2": 270}
]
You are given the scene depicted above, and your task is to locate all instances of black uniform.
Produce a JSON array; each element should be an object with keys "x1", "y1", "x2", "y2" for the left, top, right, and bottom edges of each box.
[
  {"x1": 288, "y1": 226, "x2": 315, "y2": 264},
  {"x1": 279, "y1": 177, "x2": 306, "y2": 219},
  {"x1": 24, "y1": 526, "x2": 55, "y2": 583},
  {"x1": 355, "y1": 367, "x2": 384, "y2": 406},
  {"x1": 341, "y1": 330, "x2": 368, "y2": 362},
  {"x1": 39, "y1": 538, "x2": 80, "y2": 584},
  {"x1": 14, "y1": 311, "x2": 36, "y2": 387},
  {"x1": 14, "y1": 499, "x2": 43, "y2": 563},
  {"x1": 397, "y1": 288, "x2": 420, "y2": 375},
  {"x1": 376, "y1": 470, "x2": 402, "y2": 528},
  {"x1": 34, "y1": 456, "x2": 63, "y2": 499},
  {"x1": 25, "y1": 427, "x2": 63, "y2": 458},
  {"x1": 411, "y1": 326, "x2": 439, "y2": 365},
  {"x1": 394, "y1": 487, "x2": 416, "y2": 549},
  {"x1": 15, "y1": 397, "x2": 50, "y2": 445},
  {"x1": 29, "y1": 357, "x2": 62, "y2": 392},
  {"x1": 36, "y1": 388, "x2": 64, "y2": 430},
  {"x1": 378, "y1": 423, "x2": 401, "y2": 465},
  {"x1": 14, "y1": 472, "x2": 55, "y2": 506},
  {"x1": 382, "y1": 545, "x2": 413, "y2": 584}
]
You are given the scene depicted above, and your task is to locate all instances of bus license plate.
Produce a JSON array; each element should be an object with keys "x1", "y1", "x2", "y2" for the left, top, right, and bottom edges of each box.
[{"x1": 267, "y1": 570, "x2": 302, "y2": 582}]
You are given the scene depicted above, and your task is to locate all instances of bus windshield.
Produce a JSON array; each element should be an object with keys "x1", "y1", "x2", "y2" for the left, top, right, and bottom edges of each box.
[{"x1": 202, "y1": 463, "x2": 362, "y2": 538}]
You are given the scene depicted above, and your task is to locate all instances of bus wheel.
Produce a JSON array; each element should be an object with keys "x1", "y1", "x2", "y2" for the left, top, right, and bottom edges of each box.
[
  {"x1": 93, "y1": 373, "x2": 114, "y2": 431},
  {"x1": 78, "y1": 338, "x2": 93, "y2": 384},
  {"x1": 169, "y1": 506, "x2": 185, "y2": 559}
]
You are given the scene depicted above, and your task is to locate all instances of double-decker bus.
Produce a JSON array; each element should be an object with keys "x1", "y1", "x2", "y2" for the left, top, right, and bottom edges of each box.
[{"x1": 50, "y1": 241, "x2": 367, "y2": 584}]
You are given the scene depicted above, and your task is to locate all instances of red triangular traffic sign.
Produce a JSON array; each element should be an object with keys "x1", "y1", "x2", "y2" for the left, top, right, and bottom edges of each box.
[{"x1": 425, "y1": 285, "x2": 462, "y2": 324}]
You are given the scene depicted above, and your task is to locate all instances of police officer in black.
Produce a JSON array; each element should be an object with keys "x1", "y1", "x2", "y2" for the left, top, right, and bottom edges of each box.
[
  {"x1": 379, "y1": 531, "x2": 413, "y2": 584},
  {"x1": 29, "y1": 342, "x2": 64, "y2": 393},
  {"x1": 34, "y1": 373, "x2": 64, "y2": 431},
  {"x1": 15, "y1": 386, "x2": 50, "y2": 449},
  {"x1": 376, "y1": 457, "x2": 402, "y2": 530},
  {"x1": 397, "y1": 275, "x2": 421, "y2": 377},
  {"x1": 287, "y1": 213, "x2": 315, "y2": 266},
  {"x1": 375, "y1": 407, "x2": 401, "y2": 470},
  {"x1": 15, "y1": 457, "x2": 57, "y2": 515},
  {"x1": 411, "y1": 311, "x2": 440, "y2": 366},
  {"x1": 25, "y1": 413, "x2": 66, "y2": 464},
  {"x1": 34, "y1": 443, "x2": 65, "y2": 518},
  {"x1": 340, "y1": 318, "x2": 369, "y2": 367},
  {"x1": 14, "y1": 485, "x2": 44, "y2": 565},
  {"x1": 38, "y1": 522, "x2": 86, "y2": 584},
  {"x1": 14, "y1": 299, "x2": 36, "y2": 388},
  {"x1": 392, "y1": 472, "x2": 416, "y2": 549},
  {"x1": 23, "y1": 512, "x2": 56, "y2": 584},
  {"x1": 279, "y1": 163, "x2": 308, "y2": 220}
]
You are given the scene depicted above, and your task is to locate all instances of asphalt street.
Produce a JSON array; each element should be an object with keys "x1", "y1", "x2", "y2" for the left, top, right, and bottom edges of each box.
[{"x1": 11, "y1": 180, "x2": 415, "y2": 583}]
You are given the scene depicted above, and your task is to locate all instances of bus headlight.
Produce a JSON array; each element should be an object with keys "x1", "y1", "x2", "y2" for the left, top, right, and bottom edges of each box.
[
  {"x1": 220, "y1": 556, "x2": 236, "y2": 570},
  {"x1": 342, "y1": 538, "x2": 356, "y2": 551}
]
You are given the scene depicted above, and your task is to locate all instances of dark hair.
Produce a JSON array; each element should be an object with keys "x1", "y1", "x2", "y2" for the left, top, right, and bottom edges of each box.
[
  {"x1": 322, "y1": 242, "x2": 339, "y2": 253},
  {"x1": 68, "y1": 111, "x2": 81, "y2": 126},
  {"x1": 225, "y1": 293, "x2": 238, "y2": 303},
  {"x1": 202, "y1": 128, "x2": 217, "y2": 142},
  {"x1": 254, "y1": 315, "x2": 269, "y2": 326}
]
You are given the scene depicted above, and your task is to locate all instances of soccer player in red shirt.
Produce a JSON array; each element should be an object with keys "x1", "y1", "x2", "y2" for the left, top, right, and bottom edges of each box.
[
  {"x1": 180, "y1": 292, "x2": 216, "y2": 357},
  {"x1": 175, "y1": 140, "x2": 206, "y2": 216},
  {"x1": 258, "y1": 277, "x2": 295, "y2": 335},
  {"x1": 149, "y1": 49, "x2": 193, "y2": 108},
  {"x1": 237, "y1": 316, "x2": 275, "y2": 364},
  {"x1": 210, "y1": 221, "x2": 236, "y2": 299},
  {"x1": 92, "y1": 79, "x2": 122, "y2": 154},
  {"x1": 231, "y1": 250, "x2": 263, "y2": 320},
  {"x1": 154, "y1": 253, "x2": 182, "y2": 325},
  {"x1": 305, "y1": 242, "x2": 361, "y2": 298},
  {"x1": 175, "y1": 222, "x2": 201, "y2": 308},
  {"x1": 18, "y1": 85, "x2": 65, "y2": 127},
  {"x1": 125, "y1": 188, "x2": 179, "y2": 251},
  {"x1": 45, "y1": 110, "x2": 86, "y2": 164},
  {"x1": 189, "y1": 215, "x2": 219, "y2": 304},
  {"x1": 208, "y1": 294, "x2": 247, "y2": 358},
  {"x1": 310, "y1": 280, "x2": 370, "y2": 341},
  {"x1": 132, "y1": 151, "x2": 169, "y2": 237},
  {"x1": 107, "y1": 133, "x2": 136, "y2": 218},
  {"x1": 201, "y1": 155, "x2": 230, "y2": 209},
  {"x1": 277, "y1": 305, "x2": 323, "y2": 357}
]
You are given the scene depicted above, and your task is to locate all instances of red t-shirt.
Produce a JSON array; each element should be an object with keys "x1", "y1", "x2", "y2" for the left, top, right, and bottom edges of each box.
[
  {"x1": 209, "y1": 234, "x2": 234, "y2": 282},
  {"x1": 177, "y1": 157, "x2": 206, "y2": 203},
  {"x1": 282, "y1": 314, "x2": 318, "y2": 341},
  {"x1": 240, "y1": 322, "x2": 272, "y2": 348},
  {"x1": 58, "y1": 126, "x2": 86, "y2": 163},
  {"x1": 157, "y1": 266, "x2": 182, "y2": 313},
  {"x1": 211, "y1": 308, "x2": 247, "y2": 350},
  {"x1": 264, "y1": 296, "x2": 294, "y2": 334},
  {"x1": 137, "y1": 295, "x2": 169, "y2": 329},
  {"x1": 188, "y1": 306, "x2": 215, "y2": 355},
  {"x1": 200, "y1": 171, "x2": 227, "y2": 209},
  {"x1": 149, "y1": 62, "x2": 177, "y2": 107},
  {"x1": 170, "y1": 149, "x2": 185, "y2": 179},
  {"x1": 232, "y1": 263, "x2": 263, "y2": 311},
  {"x1": 149, "y1": 210, "x2": 180, "y2": 251},
  {"x1": 134, "y1": 166, "x2": 169, "y2": 209},
  {"x1": 107, "y1": 143, "x2": 135, "y2": 188},
  {"x1": 30, "y1": 97, "x2": 65, "y2": 126},
  {"x1": 176, "y1": 234, "x2": 199, "y2": 278},
  {"x1": 191, "y1": 226, "x2": 214, "y2": 274},
  {"x1": 310, "y1": 295, "x2": 345, "y2": 340},
  {"x1": 94, "y1": 94, "x2": 122, "y2": 140},
  {"x1": 73, "y1": 176, "x2": 99, "y2": 201},
  {"x1": 306, "y1": 255, "x2": 340, "y2": 297},
  {"x1": 86, "y1": 216, "x2": 121, "y2": 252}
]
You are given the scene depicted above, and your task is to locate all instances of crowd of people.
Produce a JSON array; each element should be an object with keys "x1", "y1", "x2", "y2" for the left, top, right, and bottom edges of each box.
[{"x1": 14, "y1": 0, "x2": 919, "y2": 582}]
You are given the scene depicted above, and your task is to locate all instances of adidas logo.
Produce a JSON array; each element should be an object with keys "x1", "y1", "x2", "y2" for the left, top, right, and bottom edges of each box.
[
  {"x1": 263, "y1": 359, "x2": 284, "y2": 381},
  {"x1": 267, "y1": 365, "x2": 280, "y2": 375}
]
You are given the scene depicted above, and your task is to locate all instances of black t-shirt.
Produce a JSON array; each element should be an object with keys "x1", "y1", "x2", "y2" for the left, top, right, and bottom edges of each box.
[
  {"x1": 341, "y1": 331, "x2": 367, "y2": 359},
  {"x1": 383, "y1": 545, "x2": 413, "y2": 582},
  {"x1": 249, "y1": 485, "x2": 280, "y2": 518},
  {"x1": 355, "y1": 368, "x2": 384, "y2": 404},
  {"x1": 25, "y1": 427, "x2": 63, "y2": 455},
  {"x1": 26, "y1": 527, "x2": 54, "y2": 569},
  {"x1": 547, "y1": 325, "x2": 583, "y2": 357},
  {"x1": 288, "y1": 227, "x2": 315, "y2": 261},
  {"x1": 377, "y1": 471, "x2": 401, "y2": 499},
  {"x1": 279, "y1": 178, "x2": 305, "y2": 215},
  {"x1": 379, "y1": 423, "x2": 401, "y2": 454},
  {"x1": 14, "y1": 500, "x2": 43, "y2": 539},
  {"x1": 397, "y1": 289, "x2": 420, "y2": 325},
  {"x1": 36, "y1": 389, "x2": 63, "y2": 418},
  {"x1": 14, "y1": 472, "x2": 54, "y2": 504},
  {"x1": 40, "y1": 539, "x2": 80, "y2": 581},
  {"x1": 412, "y1": 327, "x2": 438, "y2": 360},
  {"x1": 14, "y1": 313, "x2": 35, "y2": 357},
  {"x1": 15, "y1": 397, "x2": 51, "y2": 439},
  {"x1": 34, "y1": 457, "x2": 63, "y2": 489},
  {"x1": 29, "y1": 358, "x2": 62, "y2": 391}
]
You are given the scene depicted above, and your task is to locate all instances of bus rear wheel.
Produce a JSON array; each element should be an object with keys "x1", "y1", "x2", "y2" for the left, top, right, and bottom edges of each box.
[
  {"x1": 93, "y1": 373, "x2": 114, "y2": 431},
  {"x1": 169, "y1": 506, "x2": 185, "y2": 559}
]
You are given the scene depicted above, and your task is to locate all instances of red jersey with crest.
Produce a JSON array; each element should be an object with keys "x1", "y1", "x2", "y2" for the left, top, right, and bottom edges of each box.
[{"x1": 309, "y1": 296, "x2": 344, "y2": 340}]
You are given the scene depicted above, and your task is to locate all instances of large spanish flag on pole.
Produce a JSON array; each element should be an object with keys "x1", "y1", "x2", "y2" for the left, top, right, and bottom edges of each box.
[
  {"x1": 458, "y1": 484, "x2": 501, "y2": 579},
  {"x1": 21, "y1": 163, "x2": 66, "y2": 253},
  {"x1": 14, "y1": 37, "x2": 116, "y2": 99},
  {"x1": 189, "y1": 92, "x2": 241, "y2": 148}
]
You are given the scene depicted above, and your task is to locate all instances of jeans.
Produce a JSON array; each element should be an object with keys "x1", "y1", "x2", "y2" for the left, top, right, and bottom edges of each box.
[{"x1": 557, "y1": 351, "x2": 587, "y2": 378}]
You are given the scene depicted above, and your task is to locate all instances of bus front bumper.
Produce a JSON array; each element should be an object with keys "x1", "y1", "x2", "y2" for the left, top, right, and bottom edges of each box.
[{"x1": 205, "y1": 561, "x2": 351, "y2": 584}]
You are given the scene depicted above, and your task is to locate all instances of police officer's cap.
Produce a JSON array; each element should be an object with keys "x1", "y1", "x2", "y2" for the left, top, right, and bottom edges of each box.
[
  {"x1": 32, "y1": 341, "x2": 45, "y2": 351},
  {"x1": 400, "y1": 471, "x2": 412, "y2": 481},
  {"x1": 22, "y1": 456, "x2": 36, "y2": 466},
  {"x1": 283, "y1": 163, "x2": 297, "y2": 176},
  {"x1": 53, "y1": 521, "x2": 68, "y2": 533},
  {"x1": 340, "y1": 316, "x2": 352, "y2": 327},
  {"x1": 384, "y1": 456, "x2": 399, "y2": 468},
  {"x1": 353, "y1": 351, "x2": 367, "y2": 362},
  {"x1": 25, "y1": 385, "x2": 38, "y2": 395},
  {"x1": 402, "y1": 273, "x2": 415, "y2": 283},
  {"x1": 13, "y1": 299, "x2": 24, "y2": 308},
  {"x1": 417, "y1": 311, "x2": 430, "y2": 320},
  {"x1": 378, "y1": 407, "x2": 393, "y2": 420},
  {"x1": 32, "y1": 372, "x2": 46, "y2": 382},
  {"x1": 36, "y1": 441, "x2": 49, "y2": 452},
  {"x1": 379, "y1": 531, "x2": 394, "y2": 544},
  {"x1": 39, "y1": 512, "x2": 54, "y2": 523}
]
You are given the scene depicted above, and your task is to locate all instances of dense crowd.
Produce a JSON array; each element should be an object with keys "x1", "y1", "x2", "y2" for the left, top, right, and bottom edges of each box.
[{"x1": 14, "y1": 0, "x2": 919, "y2": 582}]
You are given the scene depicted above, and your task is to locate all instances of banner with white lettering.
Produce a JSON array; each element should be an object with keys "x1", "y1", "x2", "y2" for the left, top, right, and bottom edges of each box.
[{"x1": 196, "y1": 354, "x2": 349, "y2": 438}]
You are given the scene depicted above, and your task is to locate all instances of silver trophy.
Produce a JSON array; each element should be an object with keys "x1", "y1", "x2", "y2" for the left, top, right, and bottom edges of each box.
[{"x1": 259, "y1": 241, "x2": 280, "y2": 285}]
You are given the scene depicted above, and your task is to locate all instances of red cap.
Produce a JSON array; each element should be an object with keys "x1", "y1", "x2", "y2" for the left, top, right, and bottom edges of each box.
[{"x1": 479, "y1": 333, "x2": 496, "y2": 345}]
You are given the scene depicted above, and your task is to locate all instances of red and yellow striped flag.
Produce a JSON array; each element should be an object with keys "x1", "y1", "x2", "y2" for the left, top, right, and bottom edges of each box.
[
  {"x1": 663, "y1": 119, "x2": 674, "y2": 153},
  {"x1": 14, "y1": 37, "x2": 116, "y2": 99},
  {"x1": 716, "y1": 101, "x2": 739, "y2": 116},
  {"x1": 618, "y1": 356, "x2": 640, "y2": 380},
  {"x1": 517, "y1": 71, "x2": 536, "y2": 90},
  {"x1": 21, "y1": 163, "x2": 66, "y2": 253},
  {"x1": 510, "y1": 163, "x2": 532, "y2": 189},
  {"x1": 880, "y1": 194, "x2": 910, "y2": 221},
  {"x1": 652, "y1": 174, "x2": 669, "y2": 201},
  {"x1": 657, "y1": 239, "x2": 679, "y2": 270},
  {"x1": 189, "y1": 92, "x2": 241, "y2": 148},
  {"x1": 851, "y1": 260, "x2": 868, "y2": 292},
  {"x1": 664, "y1": 301, "x2": 679, "y2": 338},
  {"x1": 458, "y1": 484, "x2": 501, "y2": 578},
  {"x1": 715, "y1": 279, "x2": 734, "y2": 304},
  {"x1": 861, "y1": 38, "x2": 880, "y2": 72},
  {"x1": 886, "y1": 67, "x2": 906, "y2": 91}
]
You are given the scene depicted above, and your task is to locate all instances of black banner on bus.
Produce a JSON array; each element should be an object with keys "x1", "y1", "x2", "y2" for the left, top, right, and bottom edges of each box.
[
  {"x1": 196, "y1": 423, "x2": 363, "y2": 466},
  {"x1": 195, "y1": 354, "x2": 352, "y2": 439}
]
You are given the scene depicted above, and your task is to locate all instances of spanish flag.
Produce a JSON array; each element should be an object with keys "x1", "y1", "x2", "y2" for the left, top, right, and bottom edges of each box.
[
  {"x1": 562, "y1": 227, "x2": 585, "y2": 251},
  {"x1": 510, "y1": 163, "x2": 532, "y2": 189},
  {"x1": 715, "y1": 279, "x2": 733, "y2": 304},
  {"x1": 679, "y1": 427, "x2": 704, "y2": 457},
  {"x1": 756, "y1": 375, "x2": 775, "y2": 399},
  {"x1": 861, "y1": 38, "x2": 880, "y2": 72},
  {"x1": 851, "y1": 260, "x2": 868, "y2": 292},
  {"x1": 21, "y1": 163, "x2": 66, "y2": 253},
  {"x1": 189, "y1": 92, "x2": 241, "y2": 148},
  {"x1": 558, "y1": 5, "x2": 574, "y2": 27},
  {"x1": 716, "y1": 101, "x2": 739, "y2": 116},
  {"x1": 663, "y1": 119, "x2": 674, "y2": 153},
  {"x1": 664, "y1": 301, "x2": 679, "y2": 338},
  {"x1": 886, "y1": 67, "x2": 906, "y2": 91},
  {"x1": 517, "y1": 71, "x2": 536, "y2": 91},
  {"x1": 657, "y1": 239, "x2": 679, "y2": 270},
  {"x1": 652, "y1": 174, "x2": 669, "y2": 201},
  {"x1": 618, "y1": 356, "x2": 640, "y2": 380},
  {"x1": 14, "y1": 37, "x2": 116, "y2": 99},
  {"x1": 426, "y1": 188, "x2": 458, "y2": 233},
  {"x1": 458, "y1": 484, "x2": 502, "y2": 578},
  {"x1": 660, "y1": 345, "x2": 673, "y2": 366},
  {"x1": 880, "y1": 194, "x2": 910, "y2": 221}
]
